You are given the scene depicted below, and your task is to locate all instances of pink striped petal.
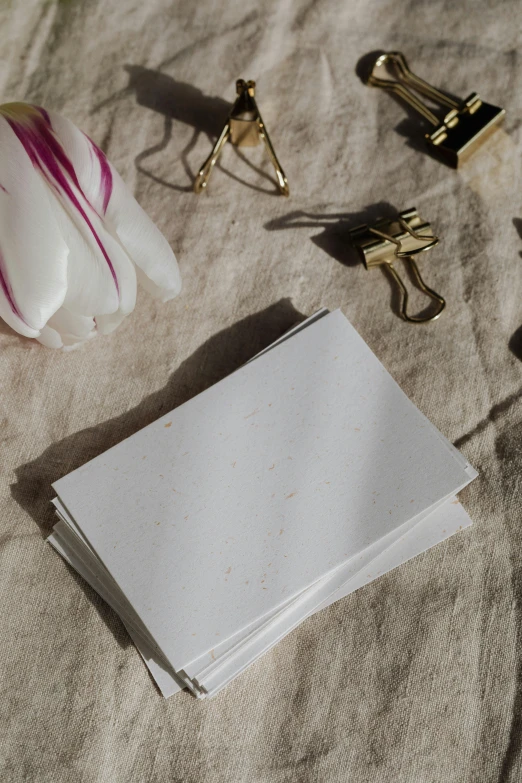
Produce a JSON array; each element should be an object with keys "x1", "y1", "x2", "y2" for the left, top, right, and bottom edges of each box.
[
  {"x1": 45, "y1": 109, "x2": 181, "y2": 302},
  {"x1": 0, "y1": 115, "x2": 68, "y2": 337},
  {"x1": 45, "y1": 188, "x2": 136, "y2": 317},
  {"x1": 0, "y1": 104, "x2": 138, "y2": 317},
  {"x1": 45, "y1": 109, "x2": 113, "y2": 218},
  {"x1": 108, "y1": 166, "x2": 182, "y2": 302}
]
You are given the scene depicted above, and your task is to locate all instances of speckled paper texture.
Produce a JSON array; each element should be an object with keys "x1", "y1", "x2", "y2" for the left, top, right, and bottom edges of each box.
[{"x1": 52, "y1": 309, "x2": 474, "y2": 681}]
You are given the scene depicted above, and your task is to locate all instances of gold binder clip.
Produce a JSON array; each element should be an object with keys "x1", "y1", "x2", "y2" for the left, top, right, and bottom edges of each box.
[
  {"x1": 194, "y1": 79, "x2": 289, "y2": 196},
  {"x1": 349, "y1": 208, "x2": 446, "y2": 323},
  {"x1": 367, "y1": 51, "x2": 505, "y2": 167}
]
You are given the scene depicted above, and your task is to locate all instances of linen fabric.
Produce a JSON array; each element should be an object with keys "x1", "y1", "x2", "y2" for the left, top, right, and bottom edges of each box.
[{"x1": 1, "y1": 1, "x2": 521, "y2": 780}]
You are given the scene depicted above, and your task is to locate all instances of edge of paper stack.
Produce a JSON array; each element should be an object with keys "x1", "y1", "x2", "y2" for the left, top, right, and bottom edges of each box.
[{"x1": 47, "y1": 309, "x2": 477, "y2": 699}]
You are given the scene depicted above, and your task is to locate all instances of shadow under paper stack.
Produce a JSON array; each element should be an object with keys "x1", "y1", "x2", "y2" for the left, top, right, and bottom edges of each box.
[{"x1": 47, "y1": 309, "x2": 476, "y2": 698}]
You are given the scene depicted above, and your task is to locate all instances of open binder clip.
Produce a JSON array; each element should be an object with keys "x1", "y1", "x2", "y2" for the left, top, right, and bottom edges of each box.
[
  {"x1": 367, "y1": 51, "x2": 505, "y2": 167},
  {"x1": 349, "y1": 208, "x2": 446, "y2": 323},
  {"x1": 194, "y1": 79, "x2": 289, "y2": 196}
]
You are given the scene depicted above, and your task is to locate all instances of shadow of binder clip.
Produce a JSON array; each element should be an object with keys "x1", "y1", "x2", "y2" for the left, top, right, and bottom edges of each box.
[
  {"x1": 349, "y1": 208, "x2": 446, "y2": 324},
  {"x1": 367, "y1": 51, "x2": 505, "y2": 167},
  {"x1": 194, "y1": 79, "x2": 289, "y2": 196}
]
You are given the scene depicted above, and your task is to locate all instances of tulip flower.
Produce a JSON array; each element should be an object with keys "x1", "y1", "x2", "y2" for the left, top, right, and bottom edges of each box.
[{"x1": 0, "y1": 103, "x2": 181, "y2": 348}]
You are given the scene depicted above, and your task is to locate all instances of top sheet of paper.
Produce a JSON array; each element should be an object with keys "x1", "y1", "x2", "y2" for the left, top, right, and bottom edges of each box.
[{"x1": 53, "y1": 310, "x2": 473, "y2": 670}]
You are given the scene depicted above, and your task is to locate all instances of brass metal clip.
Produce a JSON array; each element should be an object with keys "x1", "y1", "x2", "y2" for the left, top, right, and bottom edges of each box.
[
  {"x1": 367, "y1": 51, "x2": 505, "y2": 167},
  {"x1": 194, "y1": 79, "x2": 289, "y2": 196},
  {"x1": 349, "y1": 208, "x2": 446, "y2": 323}
]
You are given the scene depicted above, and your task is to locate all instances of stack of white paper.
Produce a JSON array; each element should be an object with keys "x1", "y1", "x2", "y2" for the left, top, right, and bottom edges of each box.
[{"x1": 47, "y1": 309, "x2": 476, "y2": 699}]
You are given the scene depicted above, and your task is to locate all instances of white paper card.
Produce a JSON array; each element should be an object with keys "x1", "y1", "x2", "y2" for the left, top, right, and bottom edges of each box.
[{"x1": 49, "y1": 309, "x2": 476, "y2": 698}]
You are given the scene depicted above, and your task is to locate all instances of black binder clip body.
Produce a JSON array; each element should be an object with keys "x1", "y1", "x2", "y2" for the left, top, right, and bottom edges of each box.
[
  {"x1": 367, "y1": 51, "x2": 505, "y2": 167},
  {"x1": 349, "y1": 208, "x2": 446, "y2": 323}
]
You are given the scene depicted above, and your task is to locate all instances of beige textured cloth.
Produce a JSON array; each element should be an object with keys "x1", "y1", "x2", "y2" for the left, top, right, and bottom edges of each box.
[{"x1": 1, "y1": 1, "x2": 521, "y2": 780}]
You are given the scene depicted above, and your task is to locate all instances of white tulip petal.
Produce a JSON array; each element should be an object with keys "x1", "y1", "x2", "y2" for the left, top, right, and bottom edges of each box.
[
  {"x1": 37, "y1": 323, "x2": 63, "y2": 349},
  {"x1": 0, "y1": 288, "x2": 39, "y2": 338},
  {"x1": 43, "y1": 110, "x2": 138, "y2": 316},
  {"x1": 108, "y1": 170, "x2": 182, "y2": 302},
  {"x1": 47, "y1": 307, "x2": 96, "y2": 344},
  {"x1": 45, "y1": 109, "x2": 112, "y2": 217},
  {"x1": 46, "y1": 191, "x2": 137, "y2": 317},
  {"x1": 2, "y1": 105, "x2": 136, "y2": 318},
  {"x1": 0, "y1": 115, "x2": 68, "y2": 336},
  {"x1": 133, "y1": 264, "x2": 172, "y2": 300},
  {"x1": 37, "y1": 308, "x2": 97, "y2": 349},
  {"x1": 46, "y1": 110, "x2": 181, "y2": 302},
  {"x1": 95, "y1": 309, "x2": 128, "y2": 335},
  {"x1": 0, "y1": 103, "x2": 180, "y2": 349}
]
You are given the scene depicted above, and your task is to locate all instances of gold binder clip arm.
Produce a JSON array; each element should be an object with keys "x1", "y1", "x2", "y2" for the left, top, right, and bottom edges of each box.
[
  {"x1": 349, "y1": 208, "x2": 446, "y2": 324},
  {"x1": 193, "y1": 124, "x2": 231, "y2": 194},
  {"x1": 366, "y1": 51, "x2": 505, "y2": 167},
  {"x1": 194, "y1": 79, "x2": 289, "y2": 196}
]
